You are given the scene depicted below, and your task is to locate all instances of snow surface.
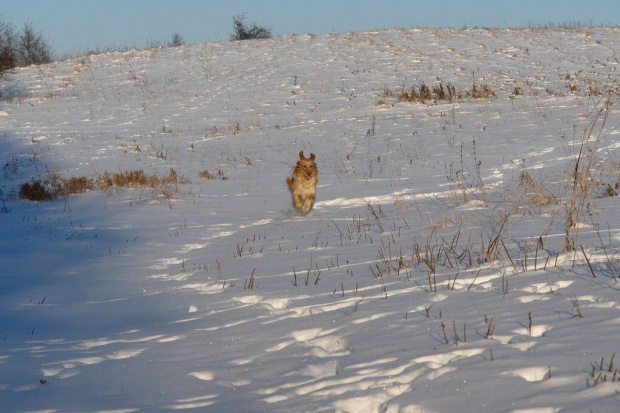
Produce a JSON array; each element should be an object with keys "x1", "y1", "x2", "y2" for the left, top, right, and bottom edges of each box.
[{"x1": 1, "y1": 27, "x2": 620, "y2": 412}]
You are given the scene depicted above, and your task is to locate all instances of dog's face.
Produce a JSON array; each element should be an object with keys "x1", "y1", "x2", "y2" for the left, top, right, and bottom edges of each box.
[{"x1": 297, "y1": 151, "x2": 317, "y2": 180}]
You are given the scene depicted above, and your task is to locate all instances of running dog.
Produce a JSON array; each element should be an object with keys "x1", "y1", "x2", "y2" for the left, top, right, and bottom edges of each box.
[{"x1": 286, "y1": 151, "x2": 318, "y2": 213}]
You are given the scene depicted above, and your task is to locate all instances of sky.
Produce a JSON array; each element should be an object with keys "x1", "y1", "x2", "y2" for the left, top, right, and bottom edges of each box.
[{"x1": 2, "y1": 0, "x2": 619, "y2": 56}]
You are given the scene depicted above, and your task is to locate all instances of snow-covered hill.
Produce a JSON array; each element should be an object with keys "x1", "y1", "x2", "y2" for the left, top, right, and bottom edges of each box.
[{"x1": 1, "y1": 27, "x2": 620, "y2": 412}]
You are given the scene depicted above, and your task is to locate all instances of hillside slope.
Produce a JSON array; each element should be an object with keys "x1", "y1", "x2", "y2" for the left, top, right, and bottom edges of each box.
[{"x1": 1, "y1": 28, "x2": 620, "y2": 412}]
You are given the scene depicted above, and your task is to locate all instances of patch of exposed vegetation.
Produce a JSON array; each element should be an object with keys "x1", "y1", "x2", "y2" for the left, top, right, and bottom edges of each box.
[
  {"x1": 19, "y1": 169, "x2": 186, "y2": 201},
  {"x1": 381, "y1": 81, "x2": 495, "y2": 105}
]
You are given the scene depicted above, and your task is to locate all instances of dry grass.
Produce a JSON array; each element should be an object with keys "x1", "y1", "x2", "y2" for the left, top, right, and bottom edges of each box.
[
  {"x1": 397, "y1": 83, "x2": 461, "y2": 103},
  {"x1": 63, "y1": 176, "x2": 95, "y2": 194},
  {"x1": 387, "y1": 81, "x2": 495, "y2": 104},
  {"x1": 470, "y1": 84, "x2": 495, "y2": 99},
  {"x1": 19, "y1": 181, "x2": 56, "y2": 201},
  {"x1": 199, "y1": 169, "x2": 228, "y2": 180},
  {"x1": 564, "y1": 98, "x2": 615, "y2": 251},
  {"x1": 98, "y1": 168, "x2": 180, "y2": 190},
  {"x1": 19, "y1": 168, "x2": 185, "y2": 202},
  {"x1": 519, "y1": 170, "x2": 557, "y2": 207}
]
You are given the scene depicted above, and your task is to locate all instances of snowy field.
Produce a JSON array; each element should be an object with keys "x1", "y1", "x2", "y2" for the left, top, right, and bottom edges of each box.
[{"x1": 1, "y1": 27, "x2": 620, "y2": 412}]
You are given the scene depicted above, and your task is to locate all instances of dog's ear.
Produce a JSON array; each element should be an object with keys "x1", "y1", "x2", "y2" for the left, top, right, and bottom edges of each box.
[
  {"x1": 296, "y1": 161, "x2": 300, "y2": 166},
  {"x1": 310, "y1": 153, "x2": 316, "y2": 161},
  {"x1": 299, "y1": 151, "x2": 305, "y2": 160}
]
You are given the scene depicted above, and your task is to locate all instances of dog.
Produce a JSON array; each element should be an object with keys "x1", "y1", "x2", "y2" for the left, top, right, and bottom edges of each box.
[{"x1": 286, "y1": 151, "x2": 318, "y2": 213}]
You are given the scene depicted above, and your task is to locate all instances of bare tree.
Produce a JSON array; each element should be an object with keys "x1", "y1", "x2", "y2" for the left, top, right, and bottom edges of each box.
[
  {"x1": 0, "y1": 17, "x2": 16, "y2": 76},
  {"x1": 16, "y1": 22, "x2": 52, "y2": 66},
  {"x1": 230, "y1": 13, "x2": 272, "y2": 41}
]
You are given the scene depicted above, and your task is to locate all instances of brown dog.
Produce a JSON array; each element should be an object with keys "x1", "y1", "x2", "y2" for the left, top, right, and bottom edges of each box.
[{"x1": 286, "y1": 151, "x2": 318, "y2": 213}]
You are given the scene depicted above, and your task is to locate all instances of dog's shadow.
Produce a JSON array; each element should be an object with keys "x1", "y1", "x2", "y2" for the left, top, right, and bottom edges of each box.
[{"x1": 281, "y1": 208, "x2": 314, "y2": 218}]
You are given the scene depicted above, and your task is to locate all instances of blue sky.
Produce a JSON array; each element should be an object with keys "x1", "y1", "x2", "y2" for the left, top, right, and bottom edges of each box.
[{"x1": 3, "y1": 0, "x2": 619, "y2": 56}]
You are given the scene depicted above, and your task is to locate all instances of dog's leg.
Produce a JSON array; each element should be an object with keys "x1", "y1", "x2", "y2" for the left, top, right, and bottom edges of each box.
[
  {"x1": 306, "y1": 194, "x2": 316, "y2": 212},
  {"x1": 300, "y1": 194, "x2": 315, "y2": 213},
  {"x1": 294, "y1": 194, "x2": 304, "y2": 211}
]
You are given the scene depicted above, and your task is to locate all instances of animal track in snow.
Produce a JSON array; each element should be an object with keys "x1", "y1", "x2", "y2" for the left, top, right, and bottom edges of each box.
[
  {"x1": 232, "y1": 295, "x2": 291, "y2": 312},
  {"x1": 40, "y1": 348, "x2": 146, "y2": 380},
  {"x1": 331, "y1": 387, "x2": 414, "y2": 413},
  {"x1": 351, "y1": 311, "x2": 396, "y2": 324},
  {"x1": 344, "y1": 357, "x2": 398, "y2": 370},
  {"x1": 414, "y1": 348, "x2": 486, "y2": 369},
  {"x1": 33, "y1": 332, "x2": 179, "y2": 384},
  {"x1": 233, "y1": 295, "x2": 263, "y2": 305},
  {"x1": 512, "y1": 324, "x2": 551, "y2": 337},
  {"x1": 576, "y1": 295, "x2": 620, "y2": 309},
  {"x1": 180, "y1": 282, "x2": 226, "y2": 294},
  {"x1": 520, "y1": 280, "x2": 573, "y2": 294},
  {"x1": 289, "y1": 360, "x2": 339, "y2": 380},
  {"x1": 189, "y1": 370, "x2": 215, "y2": 381},
  {"x1": 265, "y1": 340, "x2": 295, "y2": 352},
  {"x1": 198, "y1": 319, "x2": 251, "y2": 331},
  {"x1": 290, "y1": 361, "x2": 422, "y2": 399},
  {"x1": 503, "y1": 366, "x2": 549, "y2": 382},
  {"x1": 149, "y1": 257, "x2": 184, "y2": 270},
  {"x1": 164, "y1": 394, "x2": 218, "y2": 410},
  {"x1": 262, "y1": 297, "x2": 292, "y2": 311},
  {"x1": 239, "y1": 218, "x2": 273, "y2": 229},
  {"x1": 290, "y1": 328, "x2": 352, "y2": 357},
  {"x1": 517, "y1": 295, "x2": 551, "y2": 303},
  {"x1": 307, "y1": 335, "x2": 353, "y2": 357},
  {"x1": 178, "y1": 242, "x2": 210, "y2": 254}
]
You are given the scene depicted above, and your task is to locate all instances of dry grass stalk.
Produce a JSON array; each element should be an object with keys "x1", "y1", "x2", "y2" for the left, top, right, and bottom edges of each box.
[
  {"x1": 564, "y1": 98, "x2": 614, "y2": 251},
  {"x1": 440, "y1": 322, "x2": 449, "y2": 345},
  {"x1": 244, "y1": 269, "x2": 256, "y2": 290},
  {"x1": 570, "y1": 296, "x2": 583, "y2": 318},
  {"x1": 484, "y1": 316, "x2": 495, "y2": 339},
  {"x1": 519, "y1": 170, "x2": 556, "y2": 207},
  {"x1": 580, "y1": 245, "x2": 597, "y2": 278}
]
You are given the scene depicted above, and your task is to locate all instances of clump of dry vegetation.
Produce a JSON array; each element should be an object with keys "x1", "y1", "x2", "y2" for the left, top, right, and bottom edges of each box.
[
  {"x1": 563, "y1": 97, "x2": 618, "y2": 251},
  {"x1": 19, "y1": 180, "x2": 56, "y2": 201},
  {"x1": 63, "y1": 176, "x2": 95, "y2": 194},
  {"x1": 98, "y1": 168, "x2": 181, "y2": 190},
  {"x1": 19, "y1": 168, "x2": 185, "y2": 201},
  {"x1": 397, "y1": 82, "x2": 461, "y2": 103},
  {"x1": 469, "y1": 84, "x2": 495, "y2": 99},
  {"x1": 519, "y1": 170, "x2": 557, "y2": 208},
  {"x1": 199, "y1": 169, "x2": 228, "y2": 180},
  {"x1": 384, "y1": 81, "x2": 494, "y2": 104}
]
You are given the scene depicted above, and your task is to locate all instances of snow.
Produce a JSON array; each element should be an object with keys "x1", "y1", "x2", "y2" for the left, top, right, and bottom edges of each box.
[{"x1": 1, "y1": 27, "x2": 620, "y2": 412}]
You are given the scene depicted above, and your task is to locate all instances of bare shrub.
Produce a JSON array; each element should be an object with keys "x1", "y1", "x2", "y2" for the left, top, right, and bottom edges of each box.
[{"x1": 230, "y1": 13, "x2": 272, "y2": 41}]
